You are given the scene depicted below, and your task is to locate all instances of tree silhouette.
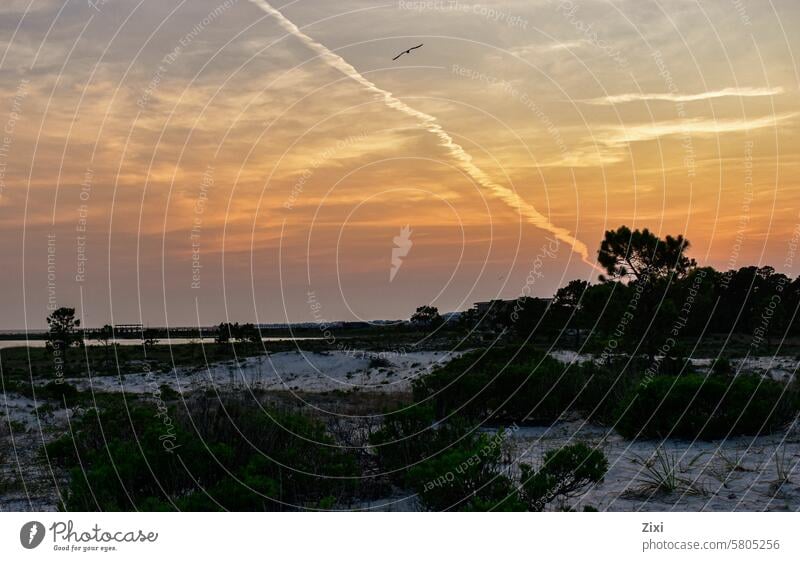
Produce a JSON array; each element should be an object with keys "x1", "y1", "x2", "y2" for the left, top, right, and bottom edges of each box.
[
  {"x1": 597, "y1": 227, "x2": 696, "y2": 362},
  {"x1": 410, "y1": 305, "x2": 442, "y2": 328},
  {"x1": 554, "y1": 279, "x2": 591, "y2": 347},
  {"x1": 214, "y1": 322, "x2": 233, "y2": 345},
  {"x1": 46, "y1": 307, "x2": 82, "y2": 375},
  {"x1": 97, "y1": 324, "x2": 114, "y2": 366},
  {"x1": 597, "y1": 226, "x2": 696, "y2": 282},
  {"x1": 46, "y1": 307, "x2": 82, "y2": 350}
]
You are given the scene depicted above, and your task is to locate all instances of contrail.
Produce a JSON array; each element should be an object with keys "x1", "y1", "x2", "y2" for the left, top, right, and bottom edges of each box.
[{"x1": 249, "y1": 0, "x2": 591, "y2": 263}]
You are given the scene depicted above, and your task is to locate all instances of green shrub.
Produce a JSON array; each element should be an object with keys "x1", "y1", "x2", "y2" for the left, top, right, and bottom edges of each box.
[
  {"x1": 157, "y1": 384, "x2": 180, "y2": 401},
  {"x1": 47, "y1": 396, "x2": 360, "y2": 511},
  {"x1": 412, "y1": 348, "x2": 571, "y2": 422},
  {"x1": 614, "y1": 374, "x2": 797, "y2": 439},
  {"x1": 370, "y1": 404, "x2": 471, "y2": 484},
  {"x1": 406, "y1": 431, "x2": 524, "y2": 511},
  {"x1": 575, "y1": 362, "x2": 641, "y2": 424},
  {"x1": 412, "y1": 347, "x2": 635, "y2": 424},
  {"x1": 2, "y1": 380, "x2": 81, "y2": 403},
  {"x1": 414, "y1": 347, "x2": 796, "y2": 439},
  {"x1": 371, "y1": 403, "x2": 527, "y2": 510},
  {"x1": 0, "y1": 418, "x2": 8, "y2": 477},
  {"x1": 368, "y1": 356, "x2": 392, "y2": 369},
  {"x1": 712, "y1": 358, "x2": 732, "y2": 376},
  {"x1": 519, "y1": 443, "x2": 608, "y2": 511},
  {"x1": 39, "y1": 381, "x2": 80, "y2": 402},
  {"x1": 403, "y1": 438, "x2": 607, "y2": 512},
  {"x1": 372, "y1": 403, "x2": 609, "y2": 511}
]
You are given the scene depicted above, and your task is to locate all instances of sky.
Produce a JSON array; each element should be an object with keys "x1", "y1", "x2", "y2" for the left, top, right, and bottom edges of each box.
[{"x1": 0, "y1": 0, "x2": 797, "y2": 329}]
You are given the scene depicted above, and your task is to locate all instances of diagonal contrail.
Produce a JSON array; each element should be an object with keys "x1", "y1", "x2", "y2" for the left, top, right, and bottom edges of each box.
[{"x1": 249, "y1": 0, "x2": 591, "y2": 262}]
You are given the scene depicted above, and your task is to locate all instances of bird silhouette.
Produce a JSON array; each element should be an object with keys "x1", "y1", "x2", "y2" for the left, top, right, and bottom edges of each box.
[{"x1": 393, "y1": 43, "x2": 423, "y2": 61}]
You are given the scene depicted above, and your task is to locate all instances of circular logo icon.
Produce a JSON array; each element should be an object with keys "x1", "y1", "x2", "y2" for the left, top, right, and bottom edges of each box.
[{"x1": 20, "y1": 521, "x2": 45, "y2": 549}]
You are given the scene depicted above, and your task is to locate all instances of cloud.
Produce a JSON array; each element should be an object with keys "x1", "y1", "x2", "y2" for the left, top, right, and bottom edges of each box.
[
  {"x1": 600, "y1": 112, "x2": 798, "y2": 144},
  {"x1": 0, "y1": 0, "x2": 60, "y2": 14},
  {"x1": 582, "y1": 86, "x2": 785, "y2": 106},
  {"x1": 247, "y1": 0, "x2": 593, "y2": 263},
  {"x1": 510, "y1": 40, "x2": 585, "y2": 56}
]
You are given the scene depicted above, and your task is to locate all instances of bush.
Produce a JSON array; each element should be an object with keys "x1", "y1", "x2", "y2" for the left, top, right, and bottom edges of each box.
[
  {"x1": 412, "y1": 346, "x2": 798, "y2": 440},
  {"x1": 402, "y1": 437, "x2": 607, "y2": 511},
  {"x1": 519, "y1": 443, "x2": 608, "y2": 511},
  {"x1": 370, "y1": 404, "x2": 470, "y2": 484},
  {"x1": 368, "y1": 356, "x2": 392, "y2": 369},
  {"x1": 576, "y1": 362, "x2": 641, "y2": 424},
  {"x1": 372, "y1": 403, "x2": 608, "y2": 511},
  {"x1": 0, "y1": 416, "x2": 8, "y2": 467},
  {"x1": 406, "y1": 430, "x2": 524, "y2": 511},
  {"x1": 412, "y1": 347, "x2": 633, "y2": 424},
  {"x1": 412, "y1": 348, "x2": 571, "y2": 422},
  {"x1": 38, "y1": 381, "x2": 80, "y2": 402},
  {"x1": 157, "y1": 384, "x2": 180, "y2": 401},
  {"x1": 371, "y1": 403, "x2": 526, "y2": 510},
  {"x1": 2, "y1": 380, "x2": 81, "y2": 403},
  {"x1": 47, "y1": 396, "x2": 360, "y2": 511},
  {"x1": 712, "y1": 358, "x2": 732, "y2": 376},
  {"x1": 614, "y1": 374, "x2": 798, "y2": 439}
]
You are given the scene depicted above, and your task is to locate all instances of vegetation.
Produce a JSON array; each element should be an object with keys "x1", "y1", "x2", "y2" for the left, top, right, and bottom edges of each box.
[
  {"x1": 614, "y1": 374, "x2": 797, "y2": 439},
  {"x1": 368, "y1": 356, "x2": 392, "y2": 369},
  {"x1": 411, "y1": 346, "x2": 636, "y2": 424},
  {"x1": 597, "y1": 225, "x2": 696, "y2": 281},
  {"x1": 46, "y1": 307, "x2": 83, "y2": 350},
  {"x1": 410, "y1": 343, "x2": 798, "y2": 440},
  {"x1": 45, "y1": 307, "x2": 83, "y2": 375},
  {"x1": 405, "y1": 430, "x2": 525, "y2": 511},
  {"x1": 453, "y1": 227, "x2": 800, "y2": 362},
  {"x1": 0, "y1": 340, "x2": 298, "y2": 385},
  {"x1": 410, "y1": 305, "x2": 443, "y2": 328},
  {"x1": 213, "y1": 322, "x2": 261, "y2": 346},
  {"x1": 47, "y1": 395, "x2": 360, "y2": 511},
  {"x1": 371, "y1": 398, "x2": 608, "y2": 511},
  {"x1": 369, "y1": 404, "x2": 470, "y2": 485},
  {"x1": 519, "y1": 443, "x2": 608, "y2": 510},
  {"x1": 0, "y1": 417, "x2": 8, "y2": 492},
  {"x1": 628, "y1": 447, "x2": 706, "y2": 497},
  {"x1": 37, "y1": 387, "x2": 604, "y2": 513}
]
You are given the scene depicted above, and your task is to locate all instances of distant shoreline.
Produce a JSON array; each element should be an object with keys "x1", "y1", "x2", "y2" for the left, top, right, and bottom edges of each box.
[
  {"x1": 0, "y1": 336, "x2": 326, "y2": 349},
  {"x1": 0, "y1": 320, "x2": 410, "y2": 340}
]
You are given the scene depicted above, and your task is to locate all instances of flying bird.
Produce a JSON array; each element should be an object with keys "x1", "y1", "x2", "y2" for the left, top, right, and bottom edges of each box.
[{"x1": 393, "y1": 43, "x2": 423, "y2": 61}]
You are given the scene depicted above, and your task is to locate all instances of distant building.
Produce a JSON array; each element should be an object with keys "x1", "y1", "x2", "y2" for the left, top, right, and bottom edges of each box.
[{"x1": 111, "y1": 324, "x2": 143, "y2": 335}]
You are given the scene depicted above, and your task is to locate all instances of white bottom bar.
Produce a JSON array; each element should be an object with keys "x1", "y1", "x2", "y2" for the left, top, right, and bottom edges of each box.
[{"x1": 2, "y1": 512, "x2": 798, "y2": 560}]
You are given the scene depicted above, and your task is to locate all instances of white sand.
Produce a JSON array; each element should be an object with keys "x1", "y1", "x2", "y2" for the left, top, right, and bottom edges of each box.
[
  {"x1": 547, "y1": 349, "x2": 596, "y2": 365},
  {"x1": 0, "y1": 393, "x2": 72, "y2": 512},
  {"x1": 505, "y1": 420, "x2": 800, "y2": 511},
  {"x1": 356, "y1": 421, "x2": 800, "y2": 512},
  {"x1": 61, "y1": 350, "x2": 462, "y2": 395}
]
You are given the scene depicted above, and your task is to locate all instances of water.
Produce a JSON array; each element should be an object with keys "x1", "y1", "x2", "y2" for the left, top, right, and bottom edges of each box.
[{"x1": 0, "y1": 337, "x2": 323, "y2": 350}]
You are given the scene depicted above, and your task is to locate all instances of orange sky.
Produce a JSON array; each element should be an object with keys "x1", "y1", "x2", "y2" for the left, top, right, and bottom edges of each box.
[{"x1": 0, "y1": 0, "x2": 798, "y2": 328}]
